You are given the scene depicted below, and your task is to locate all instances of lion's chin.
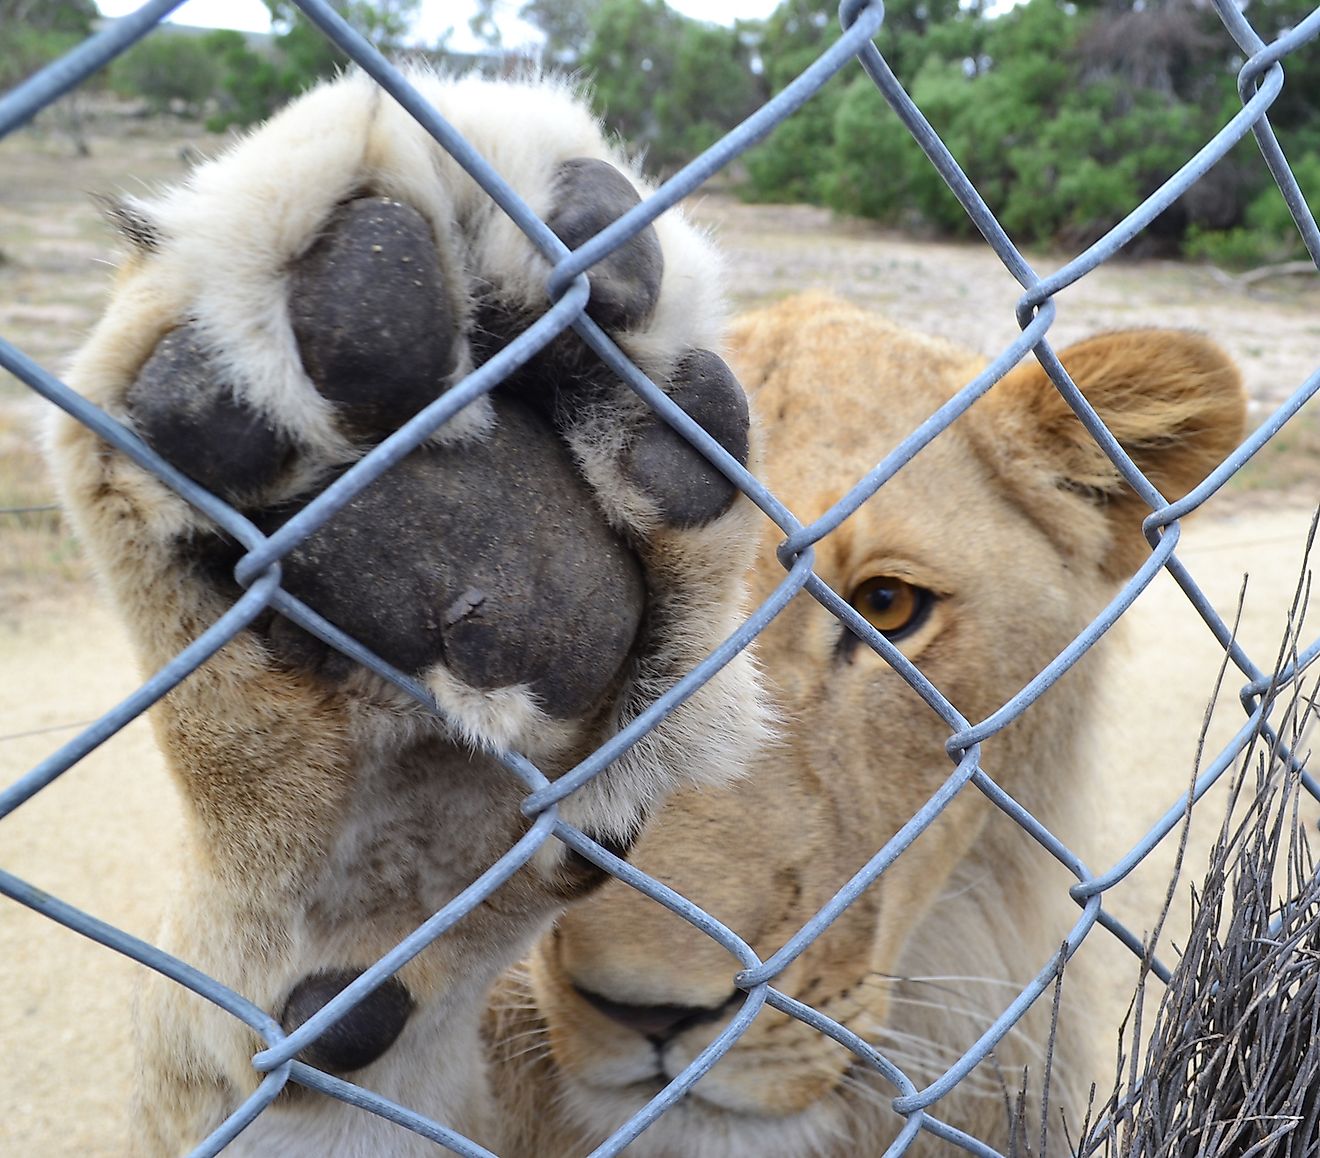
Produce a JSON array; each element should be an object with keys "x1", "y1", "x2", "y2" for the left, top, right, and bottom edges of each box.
[
  {"x1": 570, "y1": 1067, "x2": 843, "y2": 1122},
  {"x1": 562, "y1": 1076, "x2": 856, "y2": 1158}
]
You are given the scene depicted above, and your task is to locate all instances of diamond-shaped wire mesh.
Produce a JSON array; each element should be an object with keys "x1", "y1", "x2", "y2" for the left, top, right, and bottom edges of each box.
[{"x1": 2, "y1": 0, "x2": 1320, "y2": 1154}]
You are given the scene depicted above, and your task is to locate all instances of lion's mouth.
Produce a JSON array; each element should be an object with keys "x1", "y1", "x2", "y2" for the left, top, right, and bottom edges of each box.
[
  {"x1": 565, "y1": 986, "x2": 852, "y2": 1119},
  {"x1": 583, "y1": 1060, "x2": 840, "y2": 1121}
]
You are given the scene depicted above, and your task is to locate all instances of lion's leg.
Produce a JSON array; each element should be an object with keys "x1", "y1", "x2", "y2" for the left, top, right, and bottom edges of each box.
[{"x1": 48, "y1": 70, "x2": 768, "y2": 1154}]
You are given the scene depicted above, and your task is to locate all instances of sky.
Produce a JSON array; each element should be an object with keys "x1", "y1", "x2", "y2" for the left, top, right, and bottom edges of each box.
[{"x1": 95, "y1": 1, "x2": 785, "y2": 52}]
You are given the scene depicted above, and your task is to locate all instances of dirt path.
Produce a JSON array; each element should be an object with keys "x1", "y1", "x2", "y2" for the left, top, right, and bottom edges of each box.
[{"x1": 3, "y1": 501, "x2": 1318, "y2": 1155}]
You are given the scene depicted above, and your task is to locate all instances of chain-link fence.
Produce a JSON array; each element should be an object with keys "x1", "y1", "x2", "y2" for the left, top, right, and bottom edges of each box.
[{"x1": 3, "y1": 0, "x2": 1320, "y2": 1154}]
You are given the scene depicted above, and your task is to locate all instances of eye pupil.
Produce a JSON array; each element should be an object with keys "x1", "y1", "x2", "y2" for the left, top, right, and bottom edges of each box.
[{"x1": 867, "y1": 586, "x2": 898, "y2": 613}]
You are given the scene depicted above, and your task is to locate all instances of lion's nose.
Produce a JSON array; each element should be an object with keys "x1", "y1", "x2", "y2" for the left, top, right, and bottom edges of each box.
[{"x1": 572, "y1": 984, "x2": 738, "y2": 1045}]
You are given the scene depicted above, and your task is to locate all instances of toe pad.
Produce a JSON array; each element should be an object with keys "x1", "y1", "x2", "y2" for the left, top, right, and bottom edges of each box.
[
  {"x1": 548, "y1": 159, "x2": 663, "y2": 332},
  {"x1": 290, "y1": 197, "x2": 458, "y2": 439},
  {"x1": 126, "y1": 324, "x2": 291, "y2": 503},
  {"x1": 281, "y1": 969, "x2": 414, "y2": 1074},
  {"x1": 624, "y1": 349, "x2": 750, "y2": 527}
]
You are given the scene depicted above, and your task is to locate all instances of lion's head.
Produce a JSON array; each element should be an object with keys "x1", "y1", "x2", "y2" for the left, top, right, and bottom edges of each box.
[{"x1": 488, "y1": 293, "x2": 1246, "y2": 1155}]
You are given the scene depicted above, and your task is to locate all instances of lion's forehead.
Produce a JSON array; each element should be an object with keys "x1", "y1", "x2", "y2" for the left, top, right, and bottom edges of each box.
[
  {"x1": 730, "y1": 294, "x2": 985, "y2": 436},
  {"x1": 731, "y1": 297, "x2": 1041, "y2": 582}
]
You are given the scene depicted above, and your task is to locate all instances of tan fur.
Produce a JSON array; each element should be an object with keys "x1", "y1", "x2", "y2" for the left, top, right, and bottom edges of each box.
[{"x1": 487, "y1": 293, "x2": 1246, "y2": 1156}]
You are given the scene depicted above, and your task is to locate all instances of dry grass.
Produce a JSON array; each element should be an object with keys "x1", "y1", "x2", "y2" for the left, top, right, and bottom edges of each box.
[
  {"x1": 1074, "y1": 530, "x2": 1320, "y2": 1158},
  {"x1": 1231, "y1": 408, "x2": 1320, "y2": 497},
  {"x1": 0, "y1": 114, "x2": 205, "y2": 388},
  {"x1": 0, "y1": 112, "x2": 213, "y2": 607}
]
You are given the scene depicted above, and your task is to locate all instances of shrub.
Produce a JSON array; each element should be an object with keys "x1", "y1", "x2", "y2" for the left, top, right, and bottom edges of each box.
[{"x1": 111, "y1": 35, "x2": 220, "y2": 117}]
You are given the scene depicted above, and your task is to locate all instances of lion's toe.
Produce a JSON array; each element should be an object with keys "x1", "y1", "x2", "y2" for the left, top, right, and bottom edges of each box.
[
  {"x1": 289, "y1": 195, "x2": 458, "y2": 440},
  {"x1": 125, "y1": 324, "x2": 293, "y2": 504},
  {"x1": 546, "y1": 157, "x2": 664, "y2": 332},
  {"x1": 622, "y1": 348, "x2": 750, "y2": 527}
]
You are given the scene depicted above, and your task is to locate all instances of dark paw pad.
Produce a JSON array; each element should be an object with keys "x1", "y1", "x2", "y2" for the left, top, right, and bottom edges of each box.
[
  {"x1": 290, "y1": 197, "x2": 458, "y2": 438},
  {"x1": 268, "y1": 399, "x2": 646, "y2": 718},
  {"x1": 548, "y1": 158, "x2": 663, "y2": 332},
  {"x1": 623, "y1": 349, "x2": 749, "y2": 527},
  {"x1": 280, "y1": 969, "x2": 414, "y2": 1074},
  {"x1": 126, "y1": 324, "x2": 292, "y2": 503}
]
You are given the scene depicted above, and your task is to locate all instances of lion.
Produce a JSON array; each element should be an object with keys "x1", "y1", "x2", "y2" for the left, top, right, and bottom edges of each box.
[
  {"x1": 48, "y1": 71, "x2": 769, "y2": 1155},
  {"x1": 486, "y1": 294, "x2": 1247, "y2": 1156},
  {"x1": 48, "y1": 67, "x2": 1245, "y2": 1157}
]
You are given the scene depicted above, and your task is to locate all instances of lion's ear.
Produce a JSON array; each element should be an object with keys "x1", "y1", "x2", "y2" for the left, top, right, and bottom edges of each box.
[{"x1": 974, "y1": 331, "x2": 1246, "y2": 580}]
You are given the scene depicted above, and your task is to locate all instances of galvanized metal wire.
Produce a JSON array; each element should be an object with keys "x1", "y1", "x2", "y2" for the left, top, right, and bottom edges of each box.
[{"x1": 2, "y1": 0, "x2": 1320, "y2": 1153}]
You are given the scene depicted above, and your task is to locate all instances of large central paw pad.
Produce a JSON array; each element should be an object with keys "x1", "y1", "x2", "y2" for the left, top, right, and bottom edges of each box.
[
  {"x1": 263, "y1": 400, "x2": 647, "y2": 717},
  {"x1": 105, "y1": 74, "x2": 753, "y2": 746}
]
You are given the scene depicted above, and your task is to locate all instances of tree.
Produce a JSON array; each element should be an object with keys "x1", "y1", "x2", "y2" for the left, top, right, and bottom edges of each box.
[
  {"x1": 0, "y1": 0, "x2": 96, "y2": 88},
  {"x1": 0, "y1": 0, "x2": 98, "y2": 153},
  {"x1": 466, "y1": 0, "x2": 593, "y2": 64},
  {"x1": 581, "y1": 0, "x2": 686, "y2": 159},
  {"x1": 166, "y1": 2, "x2": 423, "y2": 130},
  {"x1": 0, "y1": 0, "x2": 94, "y2": 33},
  {"x1": 521, "y1": 0, "x2": 595, "y2": 66},
  {"x1": 202, "y1": 29, "x2": 284, "y2": 132},
  {"x1": 579, "y1": 0, "x2": 760, "y2": 174},
  {"x1": 653, "y1": 20, "x2": 761, "y2": 164},
  {"x1": 263, "y1": 0, "x2": 420, "y2": 100},
  {"x1": 466, "y1": 0, "x2": 503, "y2": 49},
  {"x1": 829, "y1": 73, "x2": 956, "y2": 225},
  {"x1": 741, "y1": 1, "x2": 840, "y2": 202}
]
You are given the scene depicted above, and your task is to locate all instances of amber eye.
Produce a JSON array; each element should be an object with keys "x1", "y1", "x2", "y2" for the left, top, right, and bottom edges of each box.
[{"x1": 849, "y1": 576, "x2": 932, "y2": 640}]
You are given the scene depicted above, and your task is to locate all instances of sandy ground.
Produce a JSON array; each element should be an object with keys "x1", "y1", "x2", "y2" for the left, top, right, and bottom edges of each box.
[
  {"x1": 3, "y1": 500, "x2": 1320, "y2": 1156},
  {"x1": 0, "y1": 590, "x2": 185, "y2": 1157}
]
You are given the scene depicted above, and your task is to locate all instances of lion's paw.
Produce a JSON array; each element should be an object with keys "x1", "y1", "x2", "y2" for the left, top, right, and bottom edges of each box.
[{"x1": 57, "y1": 71, "x2": 763, "y2": 803}]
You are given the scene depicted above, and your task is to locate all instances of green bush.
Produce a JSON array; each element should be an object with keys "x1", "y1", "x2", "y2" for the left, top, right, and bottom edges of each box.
[
  {"x1": 0, "y1": 0, "x2": 96, "y2": 88},
  {"x1": 739, "y1": 3, "x2": 837, "y2": 201},
  {"x1": 731, "y1": 0, "x2": 1320, "y2": 260},
  {"x1": 1183, "y1": 223, "x2": 1299, "y2": 268},
  {"x1": 743, "y1": 80, "x2": 842, "y2": 203},
  {"x1": 110, "y1": 35, "x2": 220, "y2": 116},
  {"x1": 828, "y1": 74, "x2": 963, "y2": 230},
  {"x1": 1245, "y1": 152, "x2": 1320, "y2": 238},
  {"x1": 583, "y1": 0, "x2": 760, "y2": 174},
  {"x1": 202, "y1": 30, "x2": 283, "y2": 132},
  {"x1": 1185, "y1": 153, "x2": 1320, "y2": 268}
]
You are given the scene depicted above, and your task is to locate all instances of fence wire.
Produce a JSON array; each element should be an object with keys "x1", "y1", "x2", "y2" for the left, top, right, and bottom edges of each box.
[{"x1": 2, "y1": 0, "x2": 1320, "y2": 1154}]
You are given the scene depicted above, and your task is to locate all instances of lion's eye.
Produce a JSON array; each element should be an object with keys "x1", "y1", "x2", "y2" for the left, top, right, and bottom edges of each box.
[{"x1": 848, "y1": 576, "x2": 932, "y2": 640}]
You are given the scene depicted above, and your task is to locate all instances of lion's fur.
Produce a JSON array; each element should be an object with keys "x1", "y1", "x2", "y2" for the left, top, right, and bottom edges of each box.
[{"x1": 486, "y1": 293, "x2": 1246, "y2": 1156}]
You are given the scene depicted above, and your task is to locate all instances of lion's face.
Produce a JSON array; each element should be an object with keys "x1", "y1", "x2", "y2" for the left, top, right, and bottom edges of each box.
[{"x1": 494, "y1": 294, "x2": 1244, "y2": 1154}]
